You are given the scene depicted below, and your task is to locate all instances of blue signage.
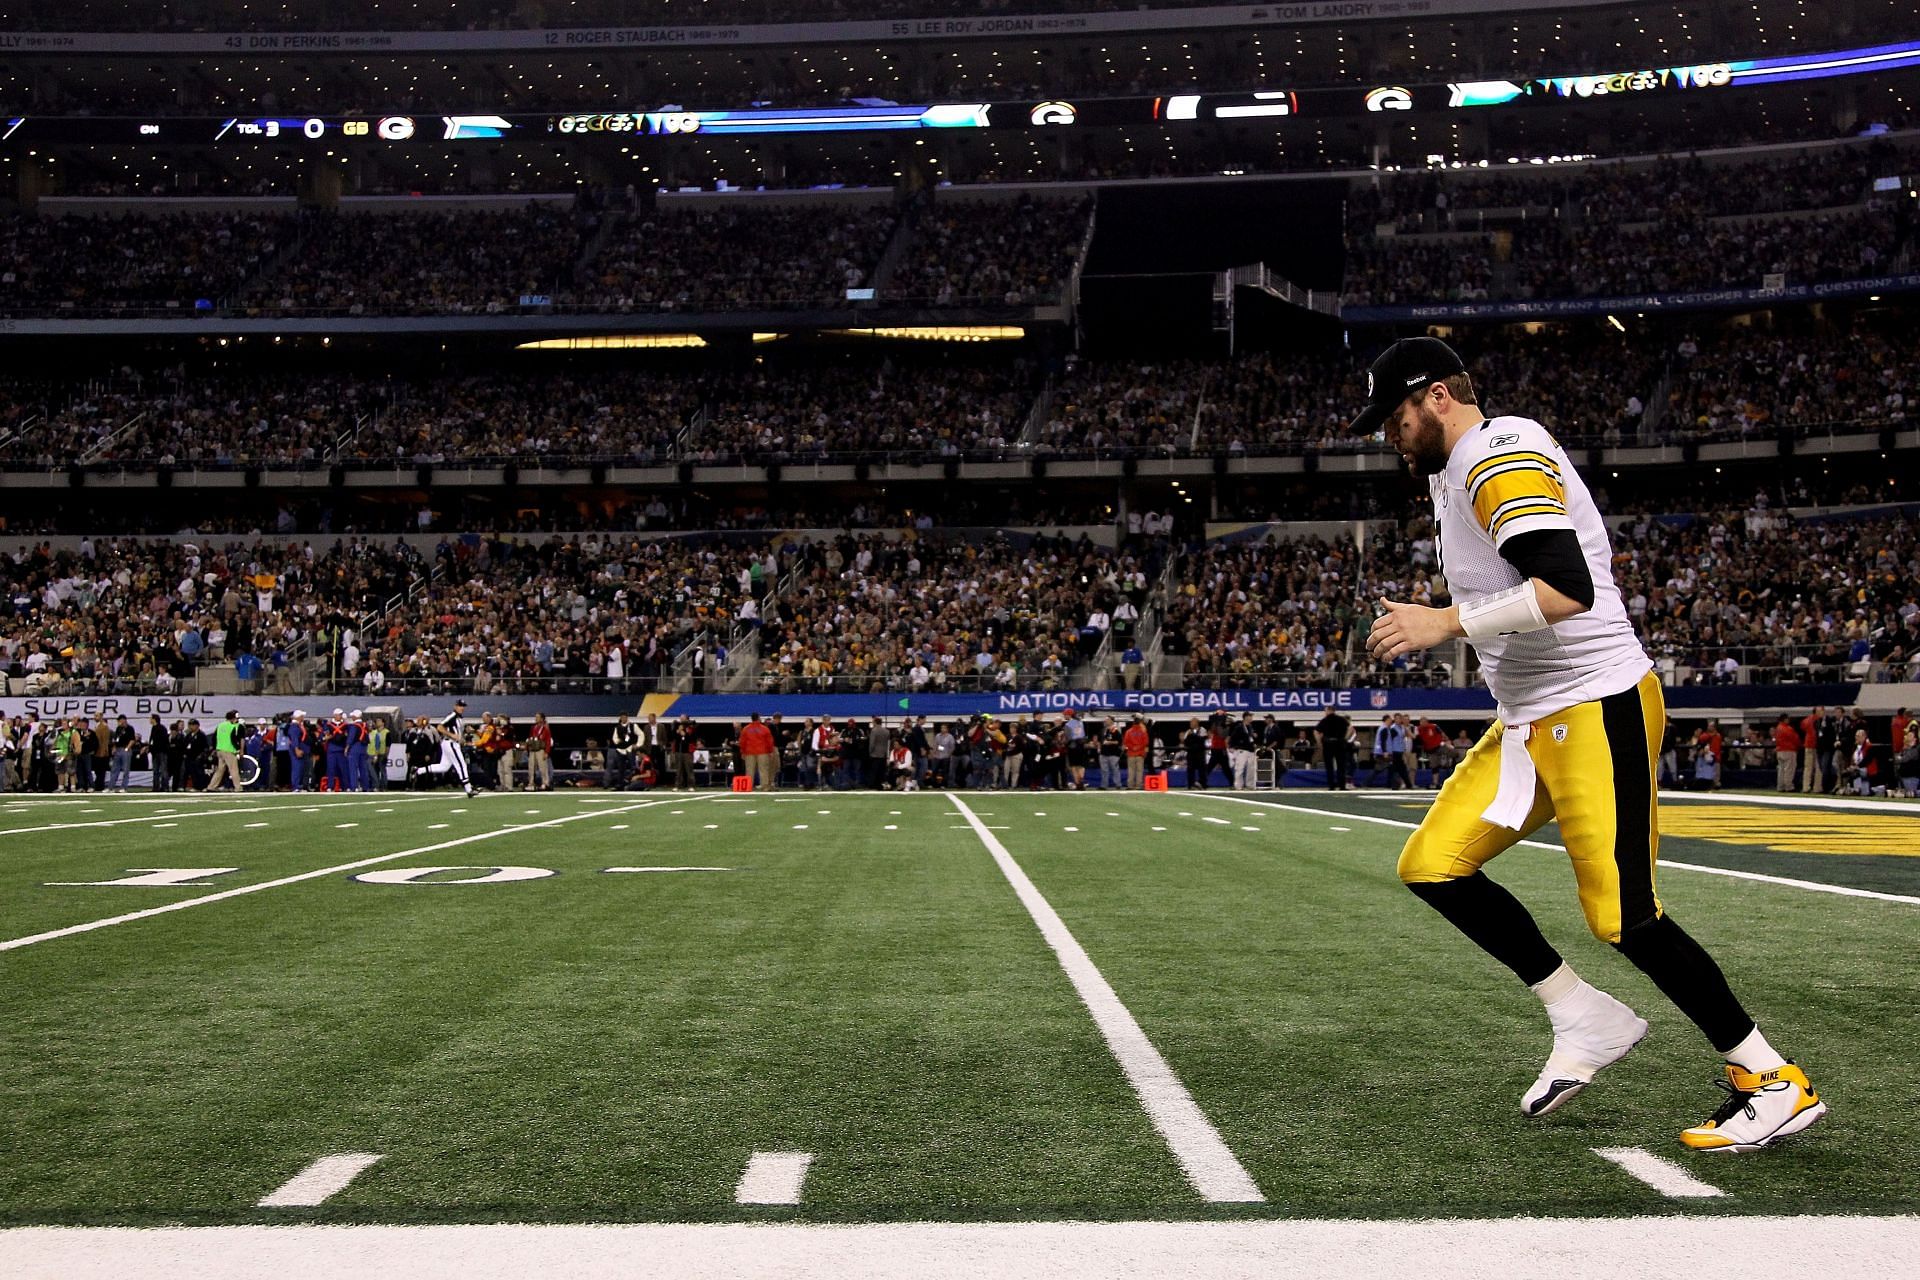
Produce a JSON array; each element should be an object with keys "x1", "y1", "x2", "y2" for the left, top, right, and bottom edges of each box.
[{"x1": 648, "y1": 687, "x2": 1500, "y2": 720}]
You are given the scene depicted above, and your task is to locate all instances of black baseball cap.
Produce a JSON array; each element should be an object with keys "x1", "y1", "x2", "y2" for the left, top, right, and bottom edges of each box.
[{"x1": 1347, "y1": 337, "x2": 1467, "y2": 436}]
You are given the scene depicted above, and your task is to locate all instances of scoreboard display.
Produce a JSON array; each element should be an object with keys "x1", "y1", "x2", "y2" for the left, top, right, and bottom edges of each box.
[{"x1": 2, "y1": 38, "x2": 1914, "y2": 148}]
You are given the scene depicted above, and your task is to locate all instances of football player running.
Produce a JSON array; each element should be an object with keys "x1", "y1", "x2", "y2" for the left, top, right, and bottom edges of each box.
[{"x1": 1353, "y1": 337, "x2": 1824, "y2": 1153}]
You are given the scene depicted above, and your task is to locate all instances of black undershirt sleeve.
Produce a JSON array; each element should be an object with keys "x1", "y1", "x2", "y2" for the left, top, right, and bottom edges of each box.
[{"x1": 1498, "y1": 528, "x2": 1595, "y2": 610}]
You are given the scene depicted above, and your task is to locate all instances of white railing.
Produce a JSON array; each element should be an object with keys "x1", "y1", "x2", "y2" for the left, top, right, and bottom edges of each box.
[
  {"x1": 329, "y1": 411, "x2": 374, "y2": 461},
  {"x1": 718, "y1": 628, "x2": 762, "y2": 693},
  {"x1": 0, "y1": 412, "x2": 43, "y2": 453},
  {"x1": 674, "y1": 404, "x2": 708, "y2": 458},
  {"x1": 1019, "y1": 374, "x2": 1056, "y2": 448},
  {"x1": 1140, "y1": 546, "x2": 1181, "y2": 689},
  {"x1": 1066, "y1": 194, "x2": 1098, "y2": 307},
  {"x1": 1228, "y1": 262, "x2": 1342, "y2": 317},
  {"x1": 77, "y1": 410, "x2": 149, "y2": 465},
  {"x1": 1073, "y1": 626, "x2": 1116, "y2": 690},
  {"x1": 669, "y1": 628, "x2": 720, "y2": 693},
  {"x1": 1188, "y1": 368, "x2": 1212, "y2": 452}
]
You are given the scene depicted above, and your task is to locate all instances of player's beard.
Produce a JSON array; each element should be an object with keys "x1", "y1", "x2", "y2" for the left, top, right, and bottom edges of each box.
[{"x1": 1403, "y1": 401, "x2": 1450, "y2": 478}]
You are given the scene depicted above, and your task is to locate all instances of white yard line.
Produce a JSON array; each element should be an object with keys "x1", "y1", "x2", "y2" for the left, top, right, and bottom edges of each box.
[
  {"x1": 946, "y1": 793, "x2": 1264, "y2": 1204},
  {"x1": 0, "y1": 793, "x2": 448, "y2": 838},
  {"x1": 256, "y1": 1154, "x2": 385, "y2": 1208},
  {"x1": 733, "y1": 1152, "x2": 814, "y2": 1205},
  {"x1": 1193, "y1": 794, "x2": 1920, "y2": 907},
  {"x1": 4, "y1": 1217, "x2": 1914, "y2": 1280},
  {"x1": 0, "y1": 796, "x2": 698, "y2": 953},
  {"x1": 1591, "y1": 1147, "x2": 1727, "y2": 1199}
]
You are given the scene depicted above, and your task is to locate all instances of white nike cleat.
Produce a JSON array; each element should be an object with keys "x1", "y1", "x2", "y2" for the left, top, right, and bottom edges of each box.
[
  {"x1": 1521, "y1": 984, "x2": 1649, "y2": 1117},
  {"x1": 1681, "y1": 1062, "x2": 1826, "y2": 1153}
]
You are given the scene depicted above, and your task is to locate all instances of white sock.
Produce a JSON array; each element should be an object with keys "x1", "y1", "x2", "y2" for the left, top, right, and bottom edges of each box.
[
  {"x1": 1726, "y1": 1024, "x2": 1789, "y2": 1073},
  {"x1": 1530, "y1": 962, "x2": 1583, "y2": 1007}
]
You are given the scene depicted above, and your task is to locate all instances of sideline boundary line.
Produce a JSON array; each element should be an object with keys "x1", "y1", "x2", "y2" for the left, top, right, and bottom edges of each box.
[
  {"x1": 1190, "y1": 794, "x2": 1920, "y2": 906},
  {"x1": 0, "y1": 793, "x2": 451, "y2": 838},
  {"x1": 0, "y1": 796, "x2": 698, "y2": 953},
  {"x1": 4, "y1": 1216, "x2": 1916, "y2": 1279},
  {"x1": 947, "y1": 793, "x2": 1264, "y2": 1204}
]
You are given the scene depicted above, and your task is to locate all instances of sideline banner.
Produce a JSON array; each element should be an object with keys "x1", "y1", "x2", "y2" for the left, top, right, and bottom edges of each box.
[
  {"x1": 0, "y1": 682, "x2": 1864, "y2": 725},
  {"x1": 638, "y1": 687, "x2": 1492, "y2": 719}
]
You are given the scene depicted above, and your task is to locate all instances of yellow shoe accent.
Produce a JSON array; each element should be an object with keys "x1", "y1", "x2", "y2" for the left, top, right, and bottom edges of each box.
[
  {"x1": 1727, "y1": 1063, "x2": 1814, "y2": 1094},
  {"x1": 1681, "y1": 1062, "x2": 1825, "y2": 1153}
]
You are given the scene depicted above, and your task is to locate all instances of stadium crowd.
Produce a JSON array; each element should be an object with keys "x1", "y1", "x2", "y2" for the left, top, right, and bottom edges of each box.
[
  {"x1": 1510, "y1": 206, "x2": 1910, "y2": 301},
  {"x1": 1343, "y1": 143, "x2": 1918, "y2": 306},
  {"x1": 0, "y1": 535, "x2": 427, "y2": 694},
  {"x1": 1347, "y1": 143, "x2": 1911, "y2": 235},
  {"x1": 1036, "y1": 357, "x2": 1213, "y2": 454},
  {"x1": 887, "y1": 196, "x2": 1092, "y2": 306},
  {"x1": 248, "y1": 203, "x2": 594, "y2": 315},
  {"x1": 1614, "y1": 510, "x2": 1920, "y2": 686},
  {"x1": 0, "y1": 210, "x2": 288, "y2": 313},
  {"x1": 335, "y1": 533, "x2": 786, "y2": 696},
  {"x1": 1660, "y1": 321, "x2": 1917, "y2": 439},
  {"x1": 1159, "y1": 526, "x2": 1445, "y2": 690},
  {"x1": 1343, "y1": 205, "x2": 1911, "y2": 306},
  {"x1": 690, "y1": 360, "x2": 1037, "y2": 460},
  {"x1": 3, "y1": 503, "x2": 1914, "y2": 701},
  {"x1": 359, "y1": 370, "x2": 696, "y2": 464},
  {"x1": 0, "y1": 194, "x2": 1087, "y2": 316},
  {"x1": 0, "y1": 491, "x2": 1123, "y2": 539},
  {"x1": 1153, "y1": 507, "x2": 1920, "y2": 691},
  {"x1": 583, "y1": 205, "x2": 897, "y2": 312},
  {"x1": 751, "y1": 531, "x2": 1160, "y2": 693},
  {"x1": 5, "y1": 313, "x2": 1911, "y2": 467},
  {"x1": 1040, "y1": 330, "x2": 1659, "y2": 455}
]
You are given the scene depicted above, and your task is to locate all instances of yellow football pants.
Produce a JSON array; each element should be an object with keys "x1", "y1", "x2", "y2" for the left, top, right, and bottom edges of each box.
[{"x1": 1397, "y1": 670, "x2": 1665, "y2": 943}]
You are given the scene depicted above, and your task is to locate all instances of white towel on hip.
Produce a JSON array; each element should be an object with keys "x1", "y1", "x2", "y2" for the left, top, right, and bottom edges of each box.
[{"x1": 1480, "y1": 722, "x2": 1537, "y2": 831}]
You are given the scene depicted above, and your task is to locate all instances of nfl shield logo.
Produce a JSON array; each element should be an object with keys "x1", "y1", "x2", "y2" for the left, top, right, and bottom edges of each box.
[
  {"x1": 1370, "y1": 691, "x2": 1390, "y2": 709},
  {"x1": 1553, "y1": 724, "x2": 1569, "y2": 743}
]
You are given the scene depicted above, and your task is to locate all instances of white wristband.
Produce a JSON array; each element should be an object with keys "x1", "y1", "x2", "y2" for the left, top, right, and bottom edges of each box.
[{"x1": 1458, "y1": 581, "x2": 1550, "y2": 640}]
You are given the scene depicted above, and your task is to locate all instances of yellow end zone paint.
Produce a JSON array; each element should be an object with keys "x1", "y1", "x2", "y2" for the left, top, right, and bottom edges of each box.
[
  {"x1": 1389, "y1": 798, "x2": 1919, "y2": 856},
  {"x1": 1657, "y1": 805, "x2": 1920, "y2": 857}
]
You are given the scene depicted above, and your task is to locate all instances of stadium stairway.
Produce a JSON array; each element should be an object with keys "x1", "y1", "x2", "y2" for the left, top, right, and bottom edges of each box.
[{"x1": 867, "y1": 198, "x2": 917, "y2": 298}]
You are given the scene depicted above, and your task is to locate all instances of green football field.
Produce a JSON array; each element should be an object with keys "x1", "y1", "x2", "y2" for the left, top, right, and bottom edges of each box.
[{"x1": 1, "y1": 784, "x2": 1916, "y2": 1234}]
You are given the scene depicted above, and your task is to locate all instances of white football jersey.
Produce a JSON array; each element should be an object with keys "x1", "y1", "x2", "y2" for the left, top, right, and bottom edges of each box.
[{"x1": 1431, "y1": 414, "x2": 1651, "y2": 725}]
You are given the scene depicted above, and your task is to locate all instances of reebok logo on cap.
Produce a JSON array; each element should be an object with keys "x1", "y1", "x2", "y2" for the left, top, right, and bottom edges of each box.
[{"x1": 1348, "y1": 337, "x2": 1467, "y2": 436}]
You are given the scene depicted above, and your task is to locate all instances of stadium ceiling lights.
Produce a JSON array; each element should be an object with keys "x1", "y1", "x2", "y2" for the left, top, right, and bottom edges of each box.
[
  {"x1": 828, "y1": 326, "x2": 1026, "y2": 342},
  {"x1": 516, "y1": 334, "x2": 708, "y2": 350}
]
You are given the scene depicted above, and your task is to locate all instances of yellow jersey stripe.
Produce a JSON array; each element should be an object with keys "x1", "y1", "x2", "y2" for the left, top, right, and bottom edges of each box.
[
  {"x1": 1489, "y1": 503, "x2": 1574, "y2": 538},
  {"x1": 1466, "y1": 449, "x2": 1561, "y2": 489},
  {"x1": 1473, "y1": 467, "x2": 1568, "y2": 529},
  {"x1": 1467, "y1": 463, "x2": 1564, "y2": 507},
  {"x1": 1485, "y1": 493, "x2": 1568, "y2": 524},
  {"x1": 1469, "y1": 463, "x2": 1565, "y2": 506}
]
